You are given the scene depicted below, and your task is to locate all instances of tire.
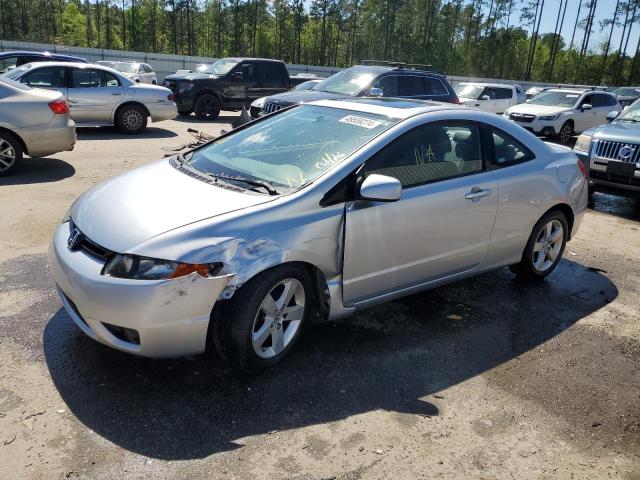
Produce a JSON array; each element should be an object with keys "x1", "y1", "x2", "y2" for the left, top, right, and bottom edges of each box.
[
  {"x1": 194, "y1": 94, "x2": 221, "y2": 121},
  {"x1": 557, "y1": 121, "x2": 574, "y2": 145},
  {"x1": 116, "y1": 104, "x2": 148, "y2": 134},
  {"x1": 213, "y1": 264, "x2": 313, "y2": 373},
  {"x1": 509, "y1": 210, "x2": 569, "y2": 280},
  {"x1": 177, "y1": 109, "x2": 192, "y2": 117},
  {"x1": 0, "y1": 131, "x2": 23, "y2": 176},
  {"x1": 152, "y1": 80, "x2": 157, "y2": 85}
]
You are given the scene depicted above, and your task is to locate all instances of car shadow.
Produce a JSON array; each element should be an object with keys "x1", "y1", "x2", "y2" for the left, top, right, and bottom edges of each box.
[
  {"x1": 172, "y1": 113, "x2": 239, "y2": 125},
  {"x1": 43, "y1": 259, "x2": 616, "y2": 460},
  {"x1": 0, "y1": 158, "x2": 75, "y2": 185},
  {"x1": 76, "y1": 126, "x2": 178, "y2": 140},
  {"x1": 589, "y1": 192, "x2": 640, "y2": 222}
]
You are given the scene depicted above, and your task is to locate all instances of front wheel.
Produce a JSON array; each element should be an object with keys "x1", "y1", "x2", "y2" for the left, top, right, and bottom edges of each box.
[
  {"x1": 510, "y1": 210, "x2": 568, "y2": 280},
  {"x1": 116, "y1": 104, "x2": 148, "y2": 134},
  {"x1": 0, "y1": 131, "x2": 23, "y2": 176},
  {"x1": 194, "y1": 94, "x2": 221, "y2": 121},
  {"x1": 213, "y1": 264, "x2": 313, "y2": 372},
  {"x1": 557, "y1": 122, "x2": 574, "y2": 145}
]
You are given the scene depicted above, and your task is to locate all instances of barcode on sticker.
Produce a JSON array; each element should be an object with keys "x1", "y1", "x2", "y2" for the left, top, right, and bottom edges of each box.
[{"x1": 339, "y1": 115, "x2": 381, "y2": 129}]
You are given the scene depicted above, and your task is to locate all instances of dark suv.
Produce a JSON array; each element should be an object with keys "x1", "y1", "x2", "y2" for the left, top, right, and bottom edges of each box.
[
  {"x1": 0, "y1": 51, "x2": 88, "y2": 74},
  {"x1": 256, "y1": 64, "x2": 459, "y2": 117}
]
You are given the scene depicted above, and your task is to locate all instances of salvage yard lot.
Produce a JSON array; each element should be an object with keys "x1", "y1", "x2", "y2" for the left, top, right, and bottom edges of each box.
[{"x1": 0, "y1": 114, "x2": 639, "y2": 480}]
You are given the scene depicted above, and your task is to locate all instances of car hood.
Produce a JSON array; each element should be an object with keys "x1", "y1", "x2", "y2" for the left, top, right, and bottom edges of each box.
[
  {"x1": 164, "y1": 72, "x2": 219, "y2": 82},
  {"x1": 587, "y1": 121, "x2": 640, "y2": 143},
  {"x1": 506, "y1": 104, "x2": 570, "y2": 115},
  {"x1": 265, "y1": 89, "x2": 348, "y2": 106},
  {"x1": 71, "y1": 159, "x2": 275, "y2": 253}
]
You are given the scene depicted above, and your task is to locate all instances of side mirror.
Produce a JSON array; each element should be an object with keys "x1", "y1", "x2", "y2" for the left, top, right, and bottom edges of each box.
[
  {"x1": 368, "y1": 87, "x2": 384, "y2": 97},
  {"x1": 480, "y1": 95, "x2": 490, "y2": 101},
  {"x1": 606, "y1": 110, "x2": 620, "y2": 122},
  {"x1": 358, "y1": 174, "x2": 402, "y2": 202},
  {"x1": 581, "y1": 103, "x2": 592, "y2": 111}
]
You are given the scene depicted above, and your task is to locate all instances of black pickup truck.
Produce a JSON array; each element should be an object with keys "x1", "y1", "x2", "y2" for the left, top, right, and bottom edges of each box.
[{"x1": 163, "y1": 58, "x2": 318, "y2": 120}]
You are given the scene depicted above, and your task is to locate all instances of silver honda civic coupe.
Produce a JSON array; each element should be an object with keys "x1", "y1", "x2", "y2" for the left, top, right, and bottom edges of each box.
[{"x1": 49, "y1": 98, "x2": 588, "y2": 371}]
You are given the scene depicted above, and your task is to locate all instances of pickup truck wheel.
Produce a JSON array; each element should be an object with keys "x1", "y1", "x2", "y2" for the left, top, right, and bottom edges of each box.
[
  {"x1": 214, "y1": 264, "x2": 312, "y2": 373},
  {"x1": 509, "y1": 210, "x2": 568, "y2": 280},
  {"x1": 0, "y1": 132, "x2": 23, "y2": 176},
  {"x1": 194, "y1": 94, "x2": 221, "y2": 120}
]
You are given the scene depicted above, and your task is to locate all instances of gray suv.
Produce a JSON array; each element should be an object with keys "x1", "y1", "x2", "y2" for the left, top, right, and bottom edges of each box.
[{"x1": 573, "y1": 99, "x2": 640, "y2": 199}]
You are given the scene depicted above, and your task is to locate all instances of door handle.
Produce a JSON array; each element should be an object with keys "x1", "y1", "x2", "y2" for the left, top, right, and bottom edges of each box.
[
  {"x1": 465, "y1": 188, "x2": 492, "y2": 200},
  {"x1": 111, "y1": 92, "x2": 122, "y2": 95}
]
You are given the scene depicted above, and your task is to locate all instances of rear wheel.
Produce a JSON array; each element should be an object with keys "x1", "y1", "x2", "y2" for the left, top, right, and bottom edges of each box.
[
  {"x1": 116, "y1": 104, "x2": 148, "y2": 134},
  {"x1": 557, "y1": 121, "x2": 574, "y2": 145},
  {"x1": 0, "y1": 131, "x2": 23, "y2": 176},
  {"x1": 194, "y1": 94, "x2": 221, "y2": 121},
  {"x1": 213, "y1": 264, "x2": 313, "y2": 372},
  {"x1": 510, "y1": 210, "x2": 568, "y2": 280}
]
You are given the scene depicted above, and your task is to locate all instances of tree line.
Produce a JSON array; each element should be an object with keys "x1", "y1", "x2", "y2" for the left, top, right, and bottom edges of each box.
[{"x1": 1, "y1": 0, "x2": 640, "y2": 85}]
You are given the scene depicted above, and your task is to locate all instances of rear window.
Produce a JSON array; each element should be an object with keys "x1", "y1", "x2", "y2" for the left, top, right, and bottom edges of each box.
[
  {"x1": 0, "y1": 76, "x2": 32, "y2": 92},
  {"x1": 424, "y1": 77, "x2": 448, "y2": 95}
]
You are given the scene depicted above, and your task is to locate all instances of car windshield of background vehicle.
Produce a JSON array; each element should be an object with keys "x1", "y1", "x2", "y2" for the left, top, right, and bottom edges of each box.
[
  {"x1": 528, "y1": 91, "x2": 580, "y2": 107},
  {"x1": 115, "y1": 62, "x2": 139, "y2": 73},
  {"x1": 204, "y1": 59, "x2": 239, "y2": 76},
  {"x1": 313, "y1": 67, "x2": 378, "y2": 96},
  {"x1": 187, "y1": 105, "x2": 397, "y2": 192},
  {"x1": 455, "y1": 84, "x2": 485, "y2": 99},
  {"x1": 1, "y1": 66, "x2": 27, "y2": 79},
  {"x1": 618, "y1": 101, "x2": 640, "y2": 122},
  {"x1": 617, "y1": 87, "x2": 640, "y2": 97}
]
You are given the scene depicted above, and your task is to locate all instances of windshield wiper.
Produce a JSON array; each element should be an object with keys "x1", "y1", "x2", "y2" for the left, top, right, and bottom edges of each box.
[
  {"x1": 618, "y1": 117, "x2": 638, "y2": 123},
  {"x1": 203, "y1": 173, "x2": 279, "y2": 195},
  {"x1": 175, "y1": 151, "x2": 193, "y2": 165}
]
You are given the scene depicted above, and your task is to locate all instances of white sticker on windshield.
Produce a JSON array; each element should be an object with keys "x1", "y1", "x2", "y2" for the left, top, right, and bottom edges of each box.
[
  {"x1": 339, "y1": 115, "x2": 382, "y2": 129},
  {"x1": 566, "y1": 94, "x2": 579, "y2": 98}
]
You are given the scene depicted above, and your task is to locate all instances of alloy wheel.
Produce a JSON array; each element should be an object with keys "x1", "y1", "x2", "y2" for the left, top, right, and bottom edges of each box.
[
  {"x1": 532, "y1": 219, "x2": 564, "y2": 273},
  {"x1": 122, "y1": 109, "x2": 144, "y2": 132},
  {"x1": 0, "y1": 139, "x2": 16, "y2": 173},
  {"x1": 252, "y1": 278, "x2": 306, "y2": 359},
  {"x1": 559, "y1": 124, "x2": 572, "y2": 144}
]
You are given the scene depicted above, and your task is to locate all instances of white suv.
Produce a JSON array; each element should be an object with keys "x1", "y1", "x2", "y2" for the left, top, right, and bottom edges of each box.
[
  {"x1": 504, "y1": 88, "x2": 620, "y2": 144},
  {"x1": 456, "y1": 82, "x2": 525, "y2": 114}
]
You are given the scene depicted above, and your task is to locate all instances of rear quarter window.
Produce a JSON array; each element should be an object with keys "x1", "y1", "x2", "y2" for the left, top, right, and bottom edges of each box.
[{"x1": 424, "y1": 77, "x2": 449, "y2": 95}]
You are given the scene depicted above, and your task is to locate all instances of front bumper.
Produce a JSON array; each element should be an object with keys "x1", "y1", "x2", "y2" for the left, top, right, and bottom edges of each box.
[
  {"x1": 575, "y1": 149, "x2": 640, "y2": 197},
  {"x1": 506, "y1": 115, "x2": 560, "y2": 136},
  {"x1": 48, "y1": 222, "x2": 233, "y2": 358}
]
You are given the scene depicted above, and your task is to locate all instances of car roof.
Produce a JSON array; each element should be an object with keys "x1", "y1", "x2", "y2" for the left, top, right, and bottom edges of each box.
[
  {"x1": 0, "y1": 50, "x2": 86, "y2": 61},
  {"x1": 19, "y1": 61, "x2": 118, "y2": 69},
  {"x1": 309, "y1": 97, "x2": 465, "y2": 119},
  {"x1": 223, "y1": 57, "x2": 284, "y2": 63},
  {"x1": 459, "y1": 82, "x2": 515, "y2": 88}
]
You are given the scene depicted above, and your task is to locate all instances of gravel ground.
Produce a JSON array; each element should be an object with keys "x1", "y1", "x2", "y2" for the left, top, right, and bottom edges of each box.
[{"x1": 0, "y1": 114, "x2": 639, "y2": 480}]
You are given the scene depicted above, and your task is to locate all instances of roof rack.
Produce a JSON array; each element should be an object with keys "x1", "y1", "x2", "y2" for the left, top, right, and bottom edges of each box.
[
  {"x1": 555, "y1": 83, "x2": 607, "y2": 91},
  {"x1": 362, "y1": 60, "x2": 433, "y2": 71}
]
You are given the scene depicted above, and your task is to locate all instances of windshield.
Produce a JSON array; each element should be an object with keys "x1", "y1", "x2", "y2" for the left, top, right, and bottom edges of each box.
[
  {"x1": 314, "y1": 67, "x2": 378, "y2": 96},
  {"x1": 194, "y1": 64, "x2": 210, "y2": 73},
  {"x1": 528, "y1": 91, "x2": 580, "y2": 107},
  {"x1": 618, "y1": 100, "x2": 640, "y2": 122},
  {"x1": 455, "y1": 84, "x2": 484, "y2": 99},
  {"x1": 115, "y1": 62, "x2": 139, "y2": 73},
  {"x1": 187, "y1": 105, "x2": 396, "y2": 191},
  {"x1": 617, "y1": 87, "x2": 640, "y2": 97},
  {"x1": 204, "y1": 59, "x2": 239, "y2": 76},
  {"x1": 1, "y1": 66, "x2": 27, "y2": 79}
]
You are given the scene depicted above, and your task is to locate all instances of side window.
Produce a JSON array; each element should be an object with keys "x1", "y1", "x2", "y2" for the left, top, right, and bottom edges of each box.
[
  {"x1": 259, "y1": 63, "x2": 285, "y2": 85},
  {"x1": 0, "y1": 56, "x2": 20, "y2": 73},
  {"x1": 398, "y1": 76, "x2": 424, "y2": 96},
  {"x1": 18, "y1": 55, "x2": 43, "y2": 66},
  {"x1": 579, "y1": 94, "x2": 592, "y2": 108},
  {"x1": 491, "y1": 129, "x2": 534, "y2": 167},
  {"x1": 143, "y1": 64, "x2": 153, "y2": 73},
  {"x1": 495, "y1": 88, "x2": 513, "y2": 100},
  {"x1": 608, "y1": 94, "x2": 619, "y2": 106},
  {"x1": 424, "y1": 77, "x2": 448, "y2": 95},
  {"x1": 240, "y1": 63, "x2": 258, "y2": 81},
  {"x1": 102, "y1": 71, "x2": 120, "y2": 87},
  {"x1": 375, "y1": 76, "x2": 398, "y2": 97},
  {"x1": 71, "y1": 69, "x2": 115, "y2": 88},
  {"x1": 364, "y1": 123, "x2": 483, "y2": 188},
  {"x1": 22, "y1": 66, "x2": 66, "y2": 88}
]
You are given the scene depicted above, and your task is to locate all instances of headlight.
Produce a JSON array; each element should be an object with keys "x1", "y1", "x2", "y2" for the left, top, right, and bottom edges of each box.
[
  {"x1": 103, "y1": 254, "x2": 223, "y2": 280},
  {"x1": 574, "y1": 134, "x2": 592, "y2": 153},
  {"x1": 251, "y1": 97, "x2": 266, "y2": 108},
  {"x1": 538, "y1": 114, "x2": 559, "y2": 121},
  {"x1": 178, "y1": 81, "x2": 194, "y2": 92}
]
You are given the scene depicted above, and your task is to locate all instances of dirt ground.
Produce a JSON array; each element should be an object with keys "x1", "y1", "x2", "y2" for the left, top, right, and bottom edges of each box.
[{"x1": 0, "y1": 113, "x2": 639, "y2": 480}]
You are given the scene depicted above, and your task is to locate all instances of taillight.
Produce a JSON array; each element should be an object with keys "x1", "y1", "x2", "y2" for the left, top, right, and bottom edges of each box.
[
  {"x1": 452, "y1": 95, "x2": 461, "y2": 104},
  {"x1": 49, "y1": 100, "x2": 69, "y2": 115},
  {"x1": 167, "y1": 94, "x2": 174, "y2": 102},
  {"x1": 577, "y1": 159, "x2": 587, "y2": 178}
]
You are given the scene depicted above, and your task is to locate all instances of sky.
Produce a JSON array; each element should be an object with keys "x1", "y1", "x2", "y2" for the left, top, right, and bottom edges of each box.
[{"x1": 533, "y1": 0, "x2": 639, "y2": 54}]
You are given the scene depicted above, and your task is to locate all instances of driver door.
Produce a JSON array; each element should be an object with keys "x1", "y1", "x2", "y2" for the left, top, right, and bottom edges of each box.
[{"x1": 342, "y1": 121, "x2": 499, "y2": 305}]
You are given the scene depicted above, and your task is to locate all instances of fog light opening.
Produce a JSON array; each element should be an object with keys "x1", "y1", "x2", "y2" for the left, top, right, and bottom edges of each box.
[{"x1": 102, "y1": 323, "x2": 141, "y2": 345}]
